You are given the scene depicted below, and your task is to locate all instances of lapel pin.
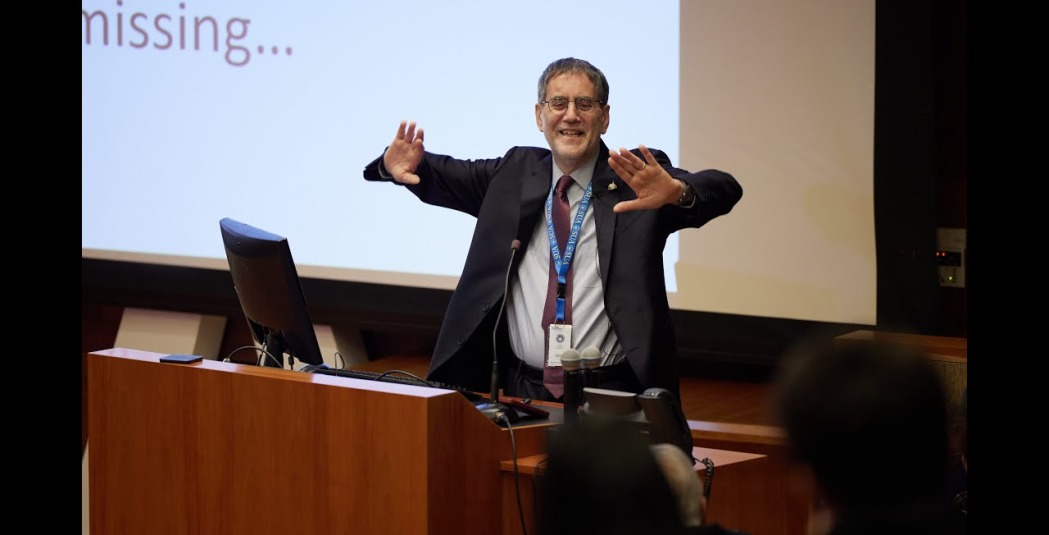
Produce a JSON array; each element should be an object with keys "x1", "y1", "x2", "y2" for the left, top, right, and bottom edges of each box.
[{"x1": 608, "y1": 182, "x2": 617, "y2": 191}]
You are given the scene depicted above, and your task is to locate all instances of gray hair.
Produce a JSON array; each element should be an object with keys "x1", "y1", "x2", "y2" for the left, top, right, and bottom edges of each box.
[{"x1": 537, "y1": 57, "x2": 609, "y2": 104}]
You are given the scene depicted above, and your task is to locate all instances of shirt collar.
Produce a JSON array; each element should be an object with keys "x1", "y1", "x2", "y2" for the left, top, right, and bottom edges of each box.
[{"x1": 552, "y1": 151, "x2": 600, "y2": 190}]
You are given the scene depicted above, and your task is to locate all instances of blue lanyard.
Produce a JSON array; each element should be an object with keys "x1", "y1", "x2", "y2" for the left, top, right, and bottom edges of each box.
[{"x1": 545, "y1": 178, "x2": 594, "y2": 322}]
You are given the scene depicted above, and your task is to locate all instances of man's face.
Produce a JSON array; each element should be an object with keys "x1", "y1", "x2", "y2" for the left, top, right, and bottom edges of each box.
[{"x1": 535, "y1": 72, "x2": 609, "y2": 173}]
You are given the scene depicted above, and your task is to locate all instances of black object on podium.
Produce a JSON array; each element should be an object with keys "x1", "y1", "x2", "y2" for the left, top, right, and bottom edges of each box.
[{"x1": 561, "y1": 349, "x2": 583, "y2": 425}]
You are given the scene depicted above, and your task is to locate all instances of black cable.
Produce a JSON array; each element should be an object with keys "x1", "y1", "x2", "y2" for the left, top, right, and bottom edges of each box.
[
  {"x1": 374, "y1": 369, "x2": 436, "y2": 387},
  {"x1": 334, "y1": 351, "x2": 346, "y2": 369},
  {"x1": 502, "y1": 415, "x2": 528, "y2": 535},
  {"x1": 700, "y1": 457, "x2": 715, "y2": 501},
  {"x1": 225, "y1": 345, "x2": 280, "y2": 367},
  {"x1": 256, "y1": 349, "x2": 283, "y2": 368},
  {"x1": 954, "y1": 490, "x2": 967, "y2": 516},
  {"x1": 491, "y1": 251, "x2": 515, "y2": 403},
  {"x1": 257, "y1": 337, "x2": 285, "y2": 367}
]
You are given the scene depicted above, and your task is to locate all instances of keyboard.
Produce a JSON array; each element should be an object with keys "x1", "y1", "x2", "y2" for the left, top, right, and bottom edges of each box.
[{"x1": 306, "y1": 366, "x2": 484, "y2": 402}]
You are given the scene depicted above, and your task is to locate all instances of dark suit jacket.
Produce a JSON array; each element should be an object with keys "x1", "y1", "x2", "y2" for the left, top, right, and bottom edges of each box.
[{"x1": 363, "y1": 141, "x2": 742, "y2": 397}]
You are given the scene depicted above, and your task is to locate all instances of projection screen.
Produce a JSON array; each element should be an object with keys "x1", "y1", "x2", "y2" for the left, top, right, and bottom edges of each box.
[{"x1": 82, "y1": 0, "x2": 875, "y2": 325}]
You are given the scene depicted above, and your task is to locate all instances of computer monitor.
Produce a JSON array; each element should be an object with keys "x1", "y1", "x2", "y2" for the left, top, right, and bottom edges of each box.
[{"x1": 219, "y1": 217, "x2": 324, "y2": 368}]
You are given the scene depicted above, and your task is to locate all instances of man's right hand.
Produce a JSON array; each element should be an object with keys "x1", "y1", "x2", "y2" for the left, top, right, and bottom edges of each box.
[{"x1": 383, "y1": 120, "x2": 425, "y2": 185}]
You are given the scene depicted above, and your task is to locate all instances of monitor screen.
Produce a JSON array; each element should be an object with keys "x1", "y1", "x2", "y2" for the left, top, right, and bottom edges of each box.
[{"x1": 219, "y1": 217, "x2": 324, "y2": 367}]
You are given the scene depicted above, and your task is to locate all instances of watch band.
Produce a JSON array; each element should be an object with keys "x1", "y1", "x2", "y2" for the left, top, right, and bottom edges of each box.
[{"x1": 675, "y1": 180, "x2": 696, "y2": 207}]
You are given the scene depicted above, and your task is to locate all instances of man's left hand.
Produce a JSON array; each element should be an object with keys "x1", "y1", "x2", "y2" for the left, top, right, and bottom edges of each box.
[{"x1": 608, "y1": 145, "x2": 685, "y2": 213}]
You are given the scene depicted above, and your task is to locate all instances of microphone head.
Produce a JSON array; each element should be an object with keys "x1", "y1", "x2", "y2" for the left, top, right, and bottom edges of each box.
[
  {"x1": 580, "y1": 346, "x2": 603, "y2": 369},
  {"x1": 510, "y1": 239, "x2": 522, "y2": 251},
  {"x1": 560, "y1": 348, "x2": 582, "y2": 371}
]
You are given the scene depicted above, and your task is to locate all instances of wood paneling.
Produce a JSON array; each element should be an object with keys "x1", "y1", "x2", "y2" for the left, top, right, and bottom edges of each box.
[{"x1": 87, "y1": 348, "x2": 558, "y2": 535}]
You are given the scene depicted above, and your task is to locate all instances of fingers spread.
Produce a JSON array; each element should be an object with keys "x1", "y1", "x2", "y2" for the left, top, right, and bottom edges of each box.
[
  {"x1": 607, "y1": 155, "x2": 635, "y2": 183},
  {"x1": 624, "y1": 146, "x2": 644, "y2": 169},
  {"x1": 612, "y1": 146, "x2": 652, "y2": 172},
  {"x1": 639, "y1": 144, "x2": 658, "y2": 166},
  {"x1": 616, "y1": 147, "x2": 638, "y2": 167}
]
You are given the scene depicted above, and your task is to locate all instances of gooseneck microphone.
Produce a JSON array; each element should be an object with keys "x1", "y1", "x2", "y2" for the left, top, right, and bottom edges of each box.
[
  {"x1": 490, "y1": 239, "x2": 521, "y2": 403},
  {"x1": 476, "y1": 239, "x2": 522, "y2": 424}
]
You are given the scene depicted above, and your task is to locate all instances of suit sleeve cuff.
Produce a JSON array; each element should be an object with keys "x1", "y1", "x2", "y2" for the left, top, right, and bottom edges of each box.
[{"x1": 377, "y1": 150, "x2": 393, "y2": 180}]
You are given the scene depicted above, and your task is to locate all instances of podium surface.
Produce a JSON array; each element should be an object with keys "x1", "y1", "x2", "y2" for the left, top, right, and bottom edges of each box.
[{"x1": 86, "y1": 348, "x2": 554, "y2": 535}]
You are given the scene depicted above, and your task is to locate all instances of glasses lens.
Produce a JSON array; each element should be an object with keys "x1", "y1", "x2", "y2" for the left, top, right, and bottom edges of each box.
[
  {"x1": 548, "y1": 97, "x2": 568, "y2": 112},
  {"x1": 546, "y1": 97, "x2": 600, "y2": 113}
]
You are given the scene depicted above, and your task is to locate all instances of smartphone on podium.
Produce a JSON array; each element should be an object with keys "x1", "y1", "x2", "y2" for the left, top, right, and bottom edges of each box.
[{"x1": 160, "y1": 354, "x2": 204, "y2": 364}]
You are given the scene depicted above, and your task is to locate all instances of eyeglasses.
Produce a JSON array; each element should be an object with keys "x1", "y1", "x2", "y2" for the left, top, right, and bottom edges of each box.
[{"x1": 541, "y1": 96, "x2": 604, "y2": 114}]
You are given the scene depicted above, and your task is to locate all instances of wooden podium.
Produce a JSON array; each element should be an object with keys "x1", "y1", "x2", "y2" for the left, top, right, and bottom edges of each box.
[
  {"x1": 86, "y1": 348, "x2": 556, "y2": 535},
  {"x1": 87, "y1": 348, "x2": 772, "y2": 535}
]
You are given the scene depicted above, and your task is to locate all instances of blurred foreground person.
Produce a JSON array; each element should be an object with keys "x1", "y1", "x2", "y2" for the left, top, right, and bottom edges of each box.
[
  {"x1": 539, "y1": 421, "x2": 746, "y2": 535},
  {"x1": 771, "y1": 340, "x2": 967, "y2": 535}
]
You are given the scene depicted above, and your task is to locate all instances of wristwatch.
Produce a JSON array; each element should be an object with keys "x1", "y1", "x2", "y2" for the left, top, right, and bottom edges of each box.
[{"x1": 675, "y1": 180, "x2": 696, "y2": 208}]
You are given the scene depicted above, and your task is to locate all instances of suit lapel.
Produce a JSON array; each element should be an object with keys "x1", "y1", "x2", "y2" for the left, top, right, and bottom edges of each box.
[
  {"x1": 517, "y1": 154, "x2": 552, "y2": 251},
  {"x1": 590, "y1": 143, "x2": 618, "y2": 284}
]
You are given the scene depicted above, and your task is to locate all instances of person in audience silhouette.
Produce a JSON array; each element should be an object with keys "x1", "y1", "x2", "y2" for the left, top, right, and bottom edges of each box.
[
  {"x1": 650, "y1": 442, "x2": 751, "y2": 535},
  {"x1": 538, "y1": 420, "x2": 746, "y2": 535},
  {"x1": 770, "y1": 339, "x2": 967, "y2": 535}
]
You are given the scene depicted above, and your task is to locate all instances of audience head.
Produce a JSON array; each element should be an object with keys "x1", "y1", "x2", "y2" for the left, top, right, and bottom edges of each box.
[
  {"x1": 771, "y1": 339, "x2": 954, "y2": 515},
  {"x1": 650, "y1": 442, "x2": 705, "y2": 528},
  {"x1": 538, "y1": 420, "x2": 688, "y2": 535}
]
